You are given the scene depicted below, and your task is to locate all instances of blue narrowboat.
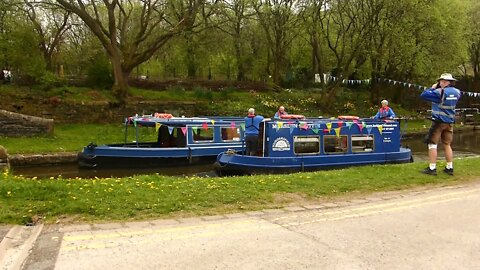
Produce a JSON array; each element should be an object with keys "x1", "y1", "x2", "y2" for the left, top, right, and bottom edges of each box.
[
  {"x1": 214, "y1": 116, "x2": 412, "y2": 175},
  {"x1": 78, "y1": 114, "x2": 245, "y2": 168}
]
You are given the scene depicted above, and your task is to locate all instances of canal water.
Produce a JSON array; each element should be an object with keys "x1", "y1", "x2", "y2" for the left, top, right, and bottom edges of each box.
[{"x1": 10, "y1": 130, "x2": 480, "y2": 179}]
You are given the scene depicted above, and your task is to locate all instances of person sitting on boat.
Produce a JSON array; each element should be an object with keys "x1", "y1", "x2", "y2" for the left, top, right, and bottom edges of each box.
[
  {"x1": 274, "y1": 106, "x2": 288, "y2": 119},
  {"x1": 373, "y1": 99, "x2": 396, "y2": 119},
  {"x1": 244, "y1": 108, "x2": 264, "y2": 156}
]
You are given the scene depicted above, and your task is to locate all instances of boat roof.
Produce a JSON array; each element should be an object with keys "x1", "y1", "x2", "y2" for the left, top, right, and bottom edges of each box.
[{"x1": 128, "y1": 115, "x2": 245, "y2": 127}]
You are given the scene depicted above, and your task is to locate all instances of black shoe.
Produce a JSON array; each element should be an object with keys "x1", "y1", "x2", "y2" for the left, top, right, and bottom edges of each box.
[
  {"x1": 443, "y1": 167, "x2": 454, "y2": 175},
  {"x1": 421, "y1": 167, "x2": 437, "y2": 175}
]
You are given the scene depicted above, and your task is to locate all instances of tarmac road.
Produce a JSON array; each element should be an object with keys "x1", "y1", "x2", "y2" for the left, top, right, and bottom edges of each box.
[{"x1": 2, "y1": 181, "x2": 480, "y2": 270}]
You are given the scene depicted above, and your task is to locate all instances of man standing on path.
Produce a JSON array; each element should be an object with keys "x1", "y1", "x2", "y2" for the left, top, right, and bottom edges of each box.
[
  {"x1": 420, "y1": 73, "x2": 461, "y2": 175},
  {"x1": 244, "y1": 108, "x2": 264, "y2": 156}
]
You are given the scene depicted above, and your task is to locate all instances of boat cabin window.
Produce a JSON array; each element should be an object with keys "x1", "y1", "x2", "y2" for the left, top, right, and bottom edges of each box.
[
  {"x1": 221, "y1": 127, "x2": 241, "y2": 141},
  {"x1": 351, "y1": 135, "x2": 374, "y2": 153},
  {"x1": 294, "y1": 136, "x2": 320, "y2": 155},
  {"x1": 157, "y1": 126, "x2": 186, "y2": 147},
  {"x1": 324, "y1": 135, "x2": 348, "y2": 154},
  {"x1": 193, "y1": 127, "x2": 214, "y2": 142}
]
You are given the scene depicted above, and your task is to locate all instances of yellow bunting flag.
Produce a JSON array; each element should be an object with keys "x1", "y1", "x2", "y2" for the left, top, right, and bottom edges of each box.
[
  {"x1": 278, "y1": 122, "x2": 284, "y2": 129},
  {"x1": 334, "y1": 127, "x2": 341, "y2": 137},
  {"x1": 155, "y1": 122, "x2": 161, "y2": 132},
  {"x1": 211, "y1": 120, "x2": 215, "y2": 125},
  {"x1": 326, "y1": 122, "x2": 332, "y2": 132},
  {"x1": 377, "y1": 125, "x2": 383, "y2": 134}
]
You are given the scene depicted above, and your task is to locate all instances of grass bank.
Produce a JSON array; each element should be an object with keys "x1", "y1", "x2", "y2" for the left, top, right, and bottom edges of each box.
[
  {"x1": 1, "y1": 157, "x2": 479, "y2": 224},
  {"x1": 2, "y1": 119, "x2": 436, "y2": 154}
]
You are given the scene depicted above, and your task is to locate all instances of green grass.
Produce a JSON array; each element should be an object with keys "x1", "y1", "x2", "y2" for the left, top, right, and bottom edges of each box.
[
  {"x1": 1, "y1": 157, "x2": 479, "y2": 224},
  {"x1": 0, "y1": 124, "x2": 159, "y2": 154}
]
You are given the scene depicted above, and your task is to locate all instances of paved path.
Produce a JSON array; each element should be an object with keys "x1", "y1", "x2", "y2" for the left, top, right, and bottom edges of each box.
[{"x1": 2, "y1": 181, "x2": 480, "y2": 269}]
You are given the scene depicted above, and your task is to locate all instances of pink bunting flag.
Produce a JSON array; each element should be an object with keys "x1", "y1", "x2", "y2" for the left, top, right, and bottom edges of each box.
[
  {"x1": 181, "y1": 127, "x2": 187, "y2": 135},
  {"x1": 230, "y1": 121, "x2": 236, "y2": 130},
  {"x1": 357, "y1": 123, "x2": 363, "y2": 132},
  {"x1": 202, "y1": 122, "x2": 208, "y2": 131},
  {"x1": 337, "y1": 121, "x2": 343, "y2": 128}
]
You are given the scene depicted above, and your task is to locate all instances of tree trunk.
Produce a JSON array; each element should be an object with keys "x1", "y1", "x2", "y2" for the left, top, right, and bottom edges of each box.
[{"x1": 111, "y1": 57, "x2": 128, "y2": 101}]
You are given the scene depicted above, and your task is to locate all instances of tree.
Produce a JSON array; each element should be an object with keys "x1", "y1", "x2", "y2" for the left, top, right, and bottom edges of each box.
[
  {"x1": 24, "y1": 1, "x2": 71, "y2": 72},
  {"x1": 216, "y1": 0, "x2": 255, "y2": 81},
  {"x1": 253, "y1": 0, "x2": 300, "y2": 85},
  {"x1": 54, "y1": 0, "x2": 207, "y2": 101}
]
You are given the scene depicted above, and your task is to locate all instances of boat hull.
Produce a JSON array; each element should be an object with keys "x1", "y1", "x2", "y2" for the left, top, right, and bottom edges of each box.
[
  {"x1": 78, "y1": 145, "x2": 244, "y2": 169},
  {"x1": 214, "y1": 147, "x2": 412, "y2": 176}
]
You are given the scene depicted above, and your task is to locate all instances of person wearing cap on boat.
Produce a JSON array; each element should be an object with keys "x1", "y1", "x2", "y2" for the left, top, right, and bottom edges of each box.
[
  {"x1": 274, "y1": 106, "x2": 288, "y2": 119},
  {"x1": 244, "y1": 108, "x2": 264, "y2": 156},
  {"x1": 420, "y1": 73, "x2": 461, "y2": 176},
  {"x1": 373, "y1": 99, "x2": 396, "y2": 120}
]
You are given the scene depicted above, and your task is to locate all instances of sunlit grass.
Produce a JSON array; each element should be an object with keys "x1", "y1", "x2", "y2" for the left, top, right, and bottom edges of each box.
[{"x1": 1, "y1": 157, "x2": 479, "y2": 224}]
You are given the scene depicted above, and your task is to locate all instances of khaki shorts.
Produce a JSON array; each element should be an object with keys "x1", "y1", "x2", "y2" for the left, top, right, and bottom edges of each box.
[{"x1": 424, "y1": 122, "x2": 453, "y2": 145}]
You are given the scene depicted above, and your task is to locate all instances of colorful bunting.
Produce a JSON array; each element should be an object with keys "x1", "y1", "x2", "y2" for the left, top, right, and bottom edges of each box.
[
  {"x1": 377, "y1": 125, "x2": 383, "y2": 134},
  {"x1": 357, "y1": 123, "x2": 363, "y2": 132},
  {"x1": 192, "y1": 126, "x2": 198, "y2": 134},
  {"x1": 230, "y1": 121, "x2": 236, "y2": 130},
  {"x1": 202, "y1": 122, "x2": 208, "y2": 131},
  {"x1": 334, "y1": 127, "x2": 341, "y2": 137},
  {"x1": 367, "y1": 126, "x2": 372, "y2": 134},
  {"x1": 155, "y1": 122, "x2": 161, "y2": 132},
  {"x1": 346, "y1": 122, "x2": 353, "y2": 129},
  {"x1": 312, "y1": 128, "x2": 319, "y2": 134},
  {"x1": 337, "y1": 121, "x2": 343, "y2": 128},
  {"x1": 211, "y1": 120, "x2": 215, "y2": 125},
  {"x1": 181, "y1": 127, "x2": 187, "y2": 136},
  {"x1": 326, "y1": 122, "x2": 332, "y2": 132},
  {"x1": 240, "y1": 123, "x2": 245, "y2": 130},
  {"x1": 167, "y1": 126, "x2": 174, "y2": 135}
]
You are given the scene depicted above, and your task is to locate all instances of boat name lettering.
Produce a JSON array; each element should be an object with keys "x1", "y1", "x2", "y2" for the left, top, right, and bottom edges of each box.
[
  {"x1": 383, "y1": 137, "x2": 391, "y2": 143},
  {"x1": 272, "y1": 123, "x2": 317, "y2": 129},
  {"x1": 272, "y1": 137, "x2": 291, "y2": 151}
]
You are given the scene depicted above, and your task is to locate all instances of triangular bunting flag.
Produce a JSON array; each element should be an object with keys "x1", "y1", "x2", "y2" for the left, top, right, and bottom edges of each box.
[
  {"x1": 377, "y1": 125, "x2": 383, "y2": 134},
  {"x1": 337, "y1": 121, "x2": 343, "y2": 128},
  {"x1": 230, "y1": 121, "x2": 236, "y2": 130},
  {"x1": 357, "y1": 123, "x2": 363, "y2": 132},
  {"x1": 326, "y1": 122, "x2": 332, "y2": 132},
  {"x1": 202, "y1": 122, "x2": 208, "y2": 131},
  {"x1": 290, "y1": 125, "x2": 295, "y2": 134},
  {"x1": 192, "y1": 126, "x2": 198, "y2": 134},
  {"x1": 312, "y1": 128, "x2": 319, "y2": 134},
  {"x1": 240, "y1": 123, "x2": 245, "y2": 130},
  {"x1": 334, "y1": 127, "x2": 341, "y2": 137},
  {"x1": 155, "y1": 122, "x2": 161, "y2": 132},
  {"x1": 367, "y1": 126, "x2": 372, "y2": 134},
  {"x1": 346, "y1": 122, "x2": 353, "y2": 129},
  {"x1": 181, "y1": 127, "x2": 187, "y2": 136},
  {"x1": 211, "y1": 120, "x2": 215, "y2": 125},
  {"x1": 168, "y1": 126, "x2": 174, "y2": 135}
]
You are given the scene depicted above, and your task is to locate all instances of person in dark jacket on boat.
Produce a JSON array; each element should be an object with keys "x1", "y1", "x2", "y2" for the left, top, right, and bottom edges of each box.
[
  {"x1": 244, "y1": 108, "x2": 264, "y2": 156},
  {"x1": 420, "y1": 73, "x2": 461, "y2": 176},
  {"x1": 274, "y1": 106, "x2": 288, "y2": 119},
  {"x1": 373, "y1": 100, "x2": 396, "y2": 119}
]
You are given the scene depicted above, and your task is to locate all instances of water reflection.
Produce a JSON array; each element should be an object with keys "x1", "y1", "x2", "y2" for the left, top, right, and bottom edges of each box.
[
  {"x1": 11, "y1": 130, "x2": 480, "y2": 179},
  {"x1": 11, "y1": 163, "x2": 215, "y2": 179},
  {"x1": 403, "y1": 130, "x2": 480, "y2": 161}
]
